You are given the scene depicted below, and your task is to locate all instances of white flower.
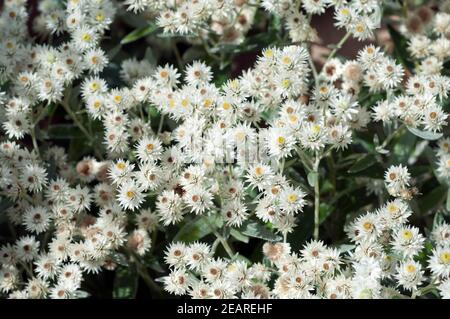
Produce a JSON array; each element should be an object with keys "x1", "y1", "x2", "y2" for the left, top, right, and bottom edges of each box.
[
  {"x1": 117, "y1": 180, "x2": 144, "y2": 211},
  {"x1": 395, "y1": 260, "x2": 424, "y2": 292},
  {"x1": 428, "y1": 246, "x2": 450, "y2": 278},
  {"x1": 22, "y1": 206, "x2": 52, "y2": 234}
]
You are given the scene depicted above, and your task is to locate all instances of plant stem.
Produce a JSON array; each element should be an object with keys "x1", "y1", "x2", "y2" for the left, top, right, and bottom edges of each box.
[
  {"x1": 313, "y1": 156, "x2": 321, "y2": 240},
  {"x1": 171, "y1": 40, "x2": 184, "y2": 70},
  {"x1": 325, "y1": 32, "x2": 351, "y2": 64},
  {"x1": 60, "y1": 96, "x2": 103, "y2": 159},
  {"x1": 157, "y1": 114, "x2": 165, "y2": 134},
  {"x1": 220, "y1": 237, "x2": 235, "y2": 258},
  {"x1": 205, "y1": 219, "x2": 235, "y2": 259},
  {"x1": 308, "y1": 50, "x2": 319, "y2": 87},
  {"x1": 30, "y1": 126, "x2": 40, "y2": 157},
  {"x1": 129, "y1": 250, "x2": 163, "y2": 298},
  {"x1": 379, "y1": 124, "x2": 406, "y2": 150}
]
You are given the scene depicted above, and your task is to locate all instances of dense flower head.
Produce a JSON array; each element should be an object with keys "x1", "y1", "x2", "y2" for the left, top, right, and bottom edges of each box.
[{"x1": 0, "y1": 0, "x2": 449, "y2": 300}]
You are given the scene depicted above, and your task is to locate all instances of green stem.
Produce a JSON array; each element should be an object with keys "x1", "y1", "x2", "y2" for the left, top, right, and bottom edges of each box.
[
  {"x1": 157, "y1": 114, "x2": 165, "y2": 134},
  {"x1": 378, "y1": 124, "x2": 406, "y2": 150},
  {"x1": 205, "y1": 219, "x2": 235, "y2": 259},
  {"x1": 171, "y1": 40, "x2": 184, "y2": 70},
  {"x1": 30, "y1": 126, "x2": 40, "y2": 157},
  {"x1": 313, "y1": 156, "x2": 321, "y2": 240},
  {"x1": 60, "y1": 97, "x2": 103, "y2": 159},
  {"x1": 308, "y1": 50, "x2": 319, "y2": 87},
  {"x1": 325, "y1": 32, "x2": 351, "y2": 64},
  {"x1": 129, "y1": 251, "x2": 163, "y2": 298}
]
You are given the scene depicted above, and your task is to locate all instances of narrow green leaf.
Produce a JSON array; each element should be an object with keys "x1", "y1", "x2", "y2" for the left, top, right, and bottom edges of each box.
[
  {"x1": 407, "y1": 126, "x2": 443, "y2": 141},
  {"x1": 387, "y1": 24, "x2": 414, "y2": 70},
  {"x1": 433, "y1": 212, "x2": 445, "y2": 230},
  {"x1": 74, "y1": 290, "x2": 91, "y2": 299},
  {"x1": 419, "y1": 185, "x2": 447, "y2": 214},
  {"x1": 348, "y1": 154, "x2": 377, "y2": 173},
  {"x1": 447, "y1": 188, "x2": 450, "y2": 212},
  {"x1": 47, "y1": 124, "x2": 84, "y2": 139},
  {"x1": 109, "y1": 252, "x2": 129, "y2": 266},
  {"x1": 230, "y1": 229, "x2": 250, "y2": 243},
  {"x1": 319, "y1": 203, "x2": 332, "y2": 224},
  {"x1": 121, "y1": 24, "x2": 159, "y2": 45},
  {"x1": 239, "y1": 221, "x2": 282, "y2": 242},
  {"x1": 307, "y1": 171, "x2": 318, "y2": 187},
  {"x1": 173, "y1": 215, "x2": 222, "y2": 242}
]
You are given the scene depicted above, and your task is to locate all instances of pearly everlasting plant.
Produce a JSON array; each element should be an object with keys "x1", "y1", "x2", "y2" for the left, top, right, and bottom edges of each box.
[{"x1": 0, "y1": 0, "x2": 449, "y2": 300}]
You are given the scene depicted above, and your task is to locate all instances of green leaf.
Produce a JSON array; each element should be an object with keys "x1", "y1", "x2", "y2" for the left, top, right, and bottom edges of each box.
[
  {"x1": 348, "y1": 154, "x2": 377, "y2": 173},
  {"x1": 338, "y1": 244, "x2": 355, "y2": 254},
  {"x1": 47, "y1": 124, "x2": 84, "y2": 139},
  {"x1": 307, "y1": 171, "x2": 318, "y2": 188},
  {"x1": 173, "y1": 214, "x2": 222, "y2": 242},
  {"x1": 108, "y1": 44, "x2": 122, "y2": 60},
  {"x1": 419, "y1": 185, "x2": 448, "y2": 214},
  {"x1": 319, "y1": 203, "x2": 332, "y2": 224},
  {"x1": 74, "y1": 290, "x2": 91, "y2": 299},
  {"x1": 144, "y1": 47, "x2": 157, "y2": 65},
  {"x1": 407, "y1": 127, "x2": 443, "y2": 141},
  {"x1": 109, "y1": 252, "x2": 129, "y2": 266},
  {"x1": 121, "y1": 24, "x2": 159, "y2": 45},
  {"x1": 387, "y1": 24, "x2": 414, "y2": 70},
  {"x1": 182, "y1": 47, "x2": 205, "y2": 63},
  {"x1": 112, "y1": 266, "x2": 138, "y2": 299},
  {"x1": 239, "y1": 221, "x2": 282, "y2": 242},
  {"x1": 447, "y1": 188, "x2": 450, "y2": 212},
  {"x1": 393, "y1": 131, "x2": 417, "y2": 163},
  {"x1": 433, "y1": 212, "x2": 445, "y2": 230},
  {"x1": 230, "y1": 229, "x2": 250, "y2": 243},
  {"x1": 145, "y1": 257, "x2": 166, "y2": 273}
]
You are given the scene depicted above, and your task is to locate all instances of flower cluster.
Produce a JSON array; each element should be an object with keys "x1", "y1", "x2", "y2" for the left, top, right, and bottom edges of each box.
[
  {"x1": 0, "y1": 0, "x2": 449, "y2": 300},
  {"x1": 162, "y1": 165, "x2": 450, "y2": 299},
  {"x1": 125, "y1": 0, "x2": 257, "y2": 44}
]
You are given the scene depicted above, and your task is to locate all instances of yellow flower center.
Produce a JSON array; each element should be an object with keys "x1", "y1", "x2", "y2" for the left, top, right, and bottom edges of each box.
[
  {"x1": 113, "y1": 95, "x2": 122, "y2": 103},
  {"x1": 126, "y1": 191, "x2": 134, "y2": 199},
  {"x1": 401, "y1": 230, "x2": 413, "y2": 241},
  {"x1": 116, "y1": 162, "x2": 125, "y2": 170},
  {"x1": 340, "y1": 8, "x2": 349, "y2": 16},
  {"x1": 264, "y1": 49, "x2": 273, "y2": 58},
  {"x1": 282, "y1": 56, "x2": 291, "y2": 65},
  {"x1": 440, "y1": 252, "x2": 450, "y2": 264},
  {"x1": 387, "y1": 203, "x2": 398, "y2": 214},
  {"x1": 405, "y1": 264, "x2": 416, "y2": 273},
  {"x1": 222, "y1": 102, "x2": 231, "y2": 110},
  {"x1": 287, "y1": 194, "x2": 297, "y2": 203},
  {"x1": 311, "y1": 124, "x2": 321, "y2": 134},
  {"x1": 96, "y1": 13, "x2": 104, "y2": 22},
  {"x1": 288, "y1": 115, "x2": 298, "y2": 123},
  {"x1": 181, "y1": 99, "x2": 189, "y2": 108},
  {"x1": 355, "y1": 24, "x2": 365, "y2": 33},
  {"x1": 81, "y1": 33, "x2": 91, "y2": 42},
  {"x1": 281, "y1": 79, "x2": 290, "y2": 88},
  {"x1": 255, "y1": 167, "x2": 263, "y2": 176},
  {"x1": 160, "y1": 70, "x2": 168, "y2": 78},
  {"x1": 230, "y1": 79, "x2": 238, "y2": 89},
  {"x1": 146, "y1": 144, "x2": 154, "y2": 151},
  {"x1": 363, "y1": 222, "x2": 373, "y2": 231},
  {"x1": 277, "y1": 136, "x2": 285, "y2": 145},
  {"x1": 90, "y1": 82, "x2": 99, "y2": 91},
  {"x1": 203, "y1": 99, "x2": 212, "y2": 108},
  {"x1": 235, "y1": 131, "x2": 245, "y2": 142}
]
